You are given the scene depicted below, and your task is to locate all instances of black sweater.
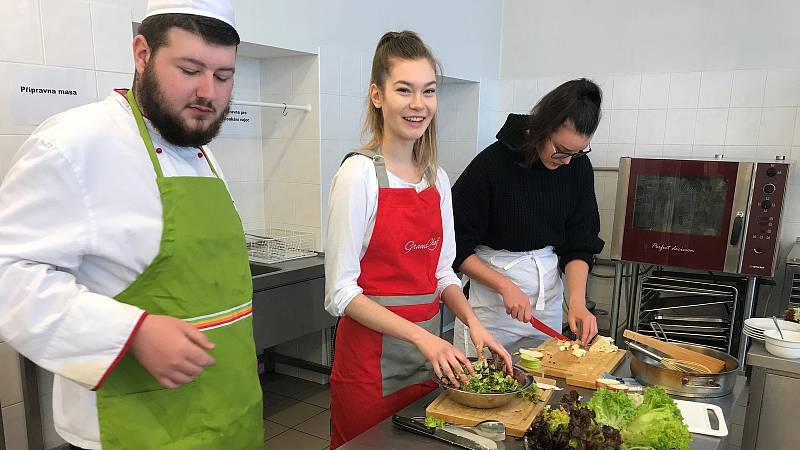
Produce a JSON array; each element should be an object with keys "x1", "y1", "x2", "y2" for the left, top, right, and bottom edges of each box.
[{"x1": 452, "y1": 114, "x2": 604, "y2": 272}]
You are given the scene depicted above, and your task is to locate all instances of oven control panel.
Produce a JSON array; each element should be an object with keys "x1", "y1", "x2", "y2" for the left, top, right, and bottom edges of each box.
[{"x1": 741, "y1": 162, "x2": 790, "y2": 276}]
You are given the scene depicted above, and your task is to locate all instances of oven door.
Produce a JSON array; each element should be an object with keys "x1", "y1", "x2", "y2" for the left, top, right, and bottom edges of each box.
[{"x1": 611, "y1": 158, "x2": 753, "y2": 272}]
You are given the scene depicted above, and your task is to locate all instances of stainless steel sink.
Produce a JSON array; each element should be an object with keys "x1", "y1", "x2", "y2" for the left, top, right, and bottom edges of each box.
[{"x1": 249, "y1": 262, "x2": 280, "y2": 276}]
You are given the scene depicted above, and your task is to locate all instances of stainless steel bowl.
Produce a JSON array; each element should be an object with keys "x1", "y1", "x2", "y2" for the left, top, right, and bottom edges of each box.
[
  {"x1": 431, "y1": 358, "x2": 534, "y2": 409},
  {"x1": 629, "y1": 342, "x2": 739, "y2": 398}
]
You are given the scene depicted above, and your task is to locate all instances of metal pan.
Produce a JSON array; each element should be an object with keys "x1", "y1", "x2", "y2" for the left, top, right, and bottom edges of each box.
[
  {"x1": 430, "y1": 358, "x2": 534, "y2": 409},
  {"x1": 628, "y1": 341, "x2": 739, "y2": 398}
]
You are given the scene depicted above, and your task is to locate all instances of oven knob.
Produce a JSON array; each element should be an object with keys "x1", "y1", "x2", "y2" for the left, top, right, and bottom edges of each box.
[
  {"x1": 761, "y1": 200, "x2": 772, "y2": 209},
  {"x1": 766, "y1": 167, "x2": 778, "y2": 177},
  {"x1": 763, "y1": 184, "x2": 776, "y2": 194}
]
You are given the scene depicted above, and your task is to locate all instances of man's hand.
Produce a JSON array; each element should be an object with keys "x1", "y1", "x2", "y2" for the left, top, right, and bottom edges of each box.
[{"x1": 129, "y1": 315, "x2": 216, "y2": 388}]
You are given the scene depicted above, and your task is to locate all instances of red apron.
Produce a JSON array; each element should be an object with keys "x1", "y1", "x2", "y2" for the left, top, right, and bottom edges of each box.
[{"x1": 330, "y1": 151, "x2": 443, "y2": 449}]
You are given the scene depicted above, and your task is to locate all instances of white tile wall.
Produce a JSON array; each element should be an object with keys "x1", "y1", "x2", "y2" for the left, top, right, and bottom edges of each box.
[
  {"x1": 726, "y1": 108, "x2": 762, "y2": 145},
  {"x1": 764, "y1": 69, "x2": 800, "y2": 107},
  {"x1": 96, "y1": 71, "x2": 133, "y2": 96},
  {"x1": 731, "y1": 70, "x2": 767, "y2": 107},
  {"x1": 759, "y1": 108, "x2": 797, "y2": 146},
  {"x1": 611, "y1": 74, "x2": 641, "y2": 109},
  {"x1": 437, "y1": 81, "x2": 480, "y2": 183},
  {"x1": 0, "y1": 0, "x2": 44, "y2": 65},
  {"x1": 694, "y1": 108, "x2": 729, "y2": 145},
  {"x1": 609, "y1": 110, "x2": 638, "y2": 144},
  {"x1": 90, "y1": 1, "x2": 133, "y2": 73},
  {"x1": 699, "y1": 71, "x2": 733, "y2": 108},
  {"x1": 639, "y1": 73, "x2": 669, "y2": 109},
  {"x1": 259, "y1": 54, "x2": 322, "y2": 248},
  {"x1": 664, "y1": 109, "x2": 697, "y2": 144},
  {"x1": 668, "y1": 72, "x2": 701, "y2": 108},
  {"x1": 0, "y1": 135, "x2": 27, "y2": 181},
  {"x1": 635, "y1": 109, "x2": 666, "y2": 144},
  {"x1": 41, "y1": 0, "x2": 95, "y2": 69}
]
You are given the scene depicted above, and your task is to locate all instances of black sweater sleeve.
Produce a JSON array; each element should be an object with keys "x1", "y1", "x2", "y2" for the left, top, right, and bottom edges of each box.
[
  {"x1": 554, "y1": 157, "x2": 605, "y2": 271},
  {"x1": 451, "y1": 155, "x2": 492, "y2": 271}
]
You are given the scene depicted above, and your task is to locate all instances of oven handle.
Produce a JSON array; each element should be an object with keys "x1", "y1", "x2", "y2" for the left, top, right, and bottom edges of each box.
[{"x1": 729, "y1": 211, "x2": 745, "y2": 245}]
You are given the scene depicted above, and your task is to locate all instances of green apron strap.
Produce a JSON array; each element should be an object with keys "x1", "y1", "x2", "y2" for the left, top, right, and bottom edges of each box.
[
  {"x1": 198, "y1": 148, "x2": 220, "y2": 177},
  {"x1": 125, "y1": 90, "x2": 164, "y2": 178},
  {"x1": 125, "y1": 89, "x2": 221, "y2": 179}
]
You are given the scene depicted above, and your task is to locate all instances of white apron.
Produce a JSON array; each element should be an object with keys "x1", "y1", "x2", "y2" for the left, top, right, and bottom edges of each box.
[{"x1": 454, "y1": 245, "x2": 564, "y2": 355}]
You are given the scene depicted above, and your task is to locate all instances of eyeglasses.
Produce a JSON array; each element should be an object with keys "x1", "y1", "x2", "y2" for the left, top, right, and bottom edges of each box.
[{"x1": 551, "y1": 141, "x2": 592, "y2": 160}]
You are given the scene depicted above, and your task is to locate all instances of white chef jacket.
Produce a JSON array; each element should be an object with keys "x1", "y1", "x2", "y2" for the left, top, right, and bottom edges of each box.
[
  {"x1": 0, "y1": 91, "x2": 229, "y2": 449},
  {"x1": 324, "y1": 154, "x2": 461, "y2": 317}
]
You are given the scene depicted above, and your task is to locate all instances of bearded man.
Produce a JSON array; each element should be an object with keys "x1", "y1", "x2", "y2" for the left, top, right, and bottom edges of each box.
[{"x1": 0, "y1": 1, "x2": 264, "y2": 449}]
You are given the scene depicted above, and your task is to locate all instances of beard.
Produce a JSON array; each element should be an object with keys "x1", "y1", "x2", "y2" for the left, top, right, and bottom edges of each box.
[{"x1": 135, "y1": 63, "x2": 229, "y2": 148}]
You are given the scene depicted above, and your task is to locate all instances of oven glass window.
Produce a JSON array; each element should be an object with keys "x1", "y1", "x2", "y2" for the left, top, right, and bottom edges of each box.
[{"x1": 632, "y1": 175, "x2": 728, "y2": 236}]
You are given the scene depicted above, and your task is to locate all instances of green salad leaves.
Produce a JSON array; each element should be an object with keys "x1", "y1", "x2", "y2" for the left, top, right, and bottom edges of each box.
[
  {"x1": 460, "y1": 359, "x2": 521, "y2": 394},
  {"x1": 525, "y1": 387, "x2": 692, "y2": 450},
  {"x1": 587, "y1": 389, "x2": 637, "y2": 431},
  {"x1": 618, "y1": 387, "x2": 692, "y2": 450}
]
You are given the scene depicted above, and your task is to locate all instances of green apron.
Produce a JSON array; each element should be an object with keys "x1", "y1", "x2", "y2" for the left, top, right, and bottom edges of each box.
[{"x1": 95, "y1": 90, "x2": 263, "y2": 449}]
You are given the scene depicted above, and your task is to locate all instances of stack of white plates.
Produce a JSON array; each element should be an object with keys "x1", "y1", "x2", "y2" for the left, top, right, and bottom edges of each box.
[{"x1": 744, "y1": 318, "x2": 800, "y2": 342}]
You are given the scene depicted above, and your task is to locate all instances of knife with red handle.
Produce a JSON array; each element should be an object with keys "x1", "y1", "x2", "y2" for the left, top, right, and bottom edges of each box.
[{"x1": 530, "y1": 316, "x2": 569, "y2": 341}]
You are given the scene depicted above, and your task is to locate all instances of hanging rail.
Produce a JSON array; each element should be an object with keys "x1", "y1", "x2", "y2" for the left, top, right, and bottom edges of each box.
[{"x1": 230, "y1": 99, "x2": 312, "y2": 113}]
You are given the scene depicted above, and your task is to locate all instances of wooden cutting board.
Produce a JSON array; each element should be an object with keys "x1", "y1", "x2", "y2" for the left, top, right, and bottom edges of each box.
[
  {"x1": 533, "y1": 338, "x2": 627, "y2": 389},
  {"x1": 425, "y1": 377, "x2": 555, "y2": 437}
]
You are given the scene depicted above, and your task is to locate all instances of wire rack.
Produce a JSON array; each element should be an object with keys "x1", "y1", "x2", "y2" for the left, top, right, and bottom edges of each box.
[{"x1": 246, "y1": 227, "x2": 316, "y2": 264}]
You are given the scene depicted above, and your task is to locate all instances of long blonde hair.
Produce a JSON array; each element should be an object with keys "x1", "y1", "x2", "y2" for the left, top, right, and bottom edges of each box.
[{"x1": 363, "y1": 30, "x2": 441, "y2": 184}]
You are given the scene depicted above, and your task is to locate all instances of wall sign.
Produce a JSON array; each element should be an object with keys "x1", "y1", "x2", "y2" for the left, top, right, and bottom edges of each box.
[
  {"x1": 8, "y1": 65, "x2": 96, "y2": 126},
  {"x1": 220, "y1": 105, "x2": 260, "y2": 137}
]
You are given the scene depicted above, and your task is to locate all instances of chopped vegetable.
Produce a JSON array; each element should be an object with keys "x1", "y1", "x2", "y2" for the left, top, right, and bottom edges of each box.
[
  {"x1": 517, "y1": 384, "x2": 541, "y2": 403},
  {"x1": 423, "y1": 416, "x2": 446, "y2": 428},
  {"x1": 519, "y1": 357, "x2": 543, "y2": 371},
  {"x1": 519, "y1": 348, "x2": 544, "y2": 359},
  {"x1": 586, "y1": 388, "x2": 637, "y2": 430},
  {"x1": 459, "y1": 359, "x2": 521, "y2": 394}
]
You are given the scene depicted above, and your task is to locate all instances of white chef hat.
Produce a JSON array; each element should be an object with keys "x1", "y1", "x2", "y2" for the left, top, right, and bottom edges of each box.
[{"x1": 144, "y1": 0, "x2": 236, "y2": 29}]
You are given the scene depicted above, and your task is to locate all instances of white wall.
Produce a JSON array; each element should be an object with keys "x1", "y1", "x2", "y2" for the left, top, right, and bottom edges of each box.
[
  {"x1": 501, "y1": 0, "x2": 800, "y2": 79},
  {"x1": 499, "y1": 0, "x2": 800, "y2": 316}
]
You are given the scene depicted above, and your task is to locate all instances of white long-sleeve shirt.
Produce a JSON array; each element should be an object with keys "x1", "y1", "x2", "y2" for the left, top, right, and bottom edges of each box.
[
  {"x1": 324, "y1": 154, "x2": 461, "y2": 317},
  {"x1": 0, "y1": 91, "x2": 227, "y2": 449}
]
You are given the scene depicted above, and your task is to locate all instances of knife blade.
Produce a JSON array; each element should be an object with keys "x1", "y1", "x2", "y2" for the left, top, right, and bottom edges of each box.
[
  {"x1": 391, "y1": 415, "x2": 499, "y2": 450},
  {"x1": 529, "y1": 316, "x2": 569, "y2": 341}
]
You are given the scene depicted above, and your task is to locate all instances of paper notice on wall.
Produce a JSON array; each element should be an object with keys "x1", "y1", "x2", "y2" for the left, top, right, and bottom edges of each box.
[
  {"x1": 220, "y1": 105, "x2": 261, "y2": 138},
  {"x1": 8, "y1": 65, "x2": 96, "y2": 126}
]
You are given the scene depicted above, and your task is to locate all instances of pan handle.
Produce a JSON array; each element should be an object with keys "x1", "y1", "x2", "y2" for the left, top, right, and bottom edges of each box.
[{"x1": 681, "y1": 377, "x2": 721, "y2": 389}]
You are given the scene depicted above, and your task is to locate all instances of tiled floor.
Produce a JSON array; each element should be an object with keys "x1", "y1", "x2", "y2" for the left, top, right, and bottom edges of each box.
[{"x1": 261, "y1": 372, "x2": 331, "y2": 449}]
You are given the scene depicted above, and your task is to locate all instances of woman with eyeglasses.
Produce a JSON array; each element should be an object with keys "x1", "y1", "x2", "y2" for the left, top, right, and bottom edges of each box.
[{"x1": 451, "y1": 78, "x2": 604, "y2": 353}]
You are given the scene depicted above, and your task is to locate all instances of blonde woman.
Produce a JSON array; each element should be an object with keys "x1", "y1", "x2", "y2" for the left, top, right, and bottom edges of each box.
[{"x1": 324, "y1": 31, "x2": 512, "y2": 448}]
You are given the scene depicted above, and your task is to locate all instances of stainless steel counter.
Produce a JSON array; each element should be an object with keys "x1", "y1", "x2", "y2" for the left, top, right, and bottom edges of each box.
[
  {"x1": 251, "y1": 254, "x2": 325, "y2": 292},
  {"x1": 341, "y1": 355, "x2": 746, "y2": 450},
  {"x1": 742, "y1": 341, "x2": 799, "y2": 450},
  {"x1": 745, "y1": 340, "x2": 800, "y2": 374}
]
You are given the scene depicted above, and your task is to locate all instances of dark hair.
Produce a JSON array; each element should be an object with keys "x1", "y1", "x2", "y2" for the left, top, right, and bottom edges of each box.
[
  {"x1": 137, "y1": 13, "x2": 240, "y2": 54},
  {"x1": 363, "y1": 30, "x2": 442, "y2": 183},
  {"x1": 521, "y1": 78, "x2": 602, "y2": 166}
]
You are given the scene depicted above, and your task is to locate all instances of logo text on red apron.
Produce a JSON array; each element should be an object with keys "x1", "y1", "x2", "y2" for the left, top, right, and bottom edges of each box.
[{"x1": 404, "y1": 237, "x2": 441, "y2": 253}]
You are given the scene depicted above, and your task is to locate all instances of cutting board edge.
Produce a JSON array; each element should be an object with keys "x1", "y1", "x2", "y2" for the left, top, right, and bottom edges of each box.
[{"x1": 424, "y1": 387, "x2": 554, "y2": 437}]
